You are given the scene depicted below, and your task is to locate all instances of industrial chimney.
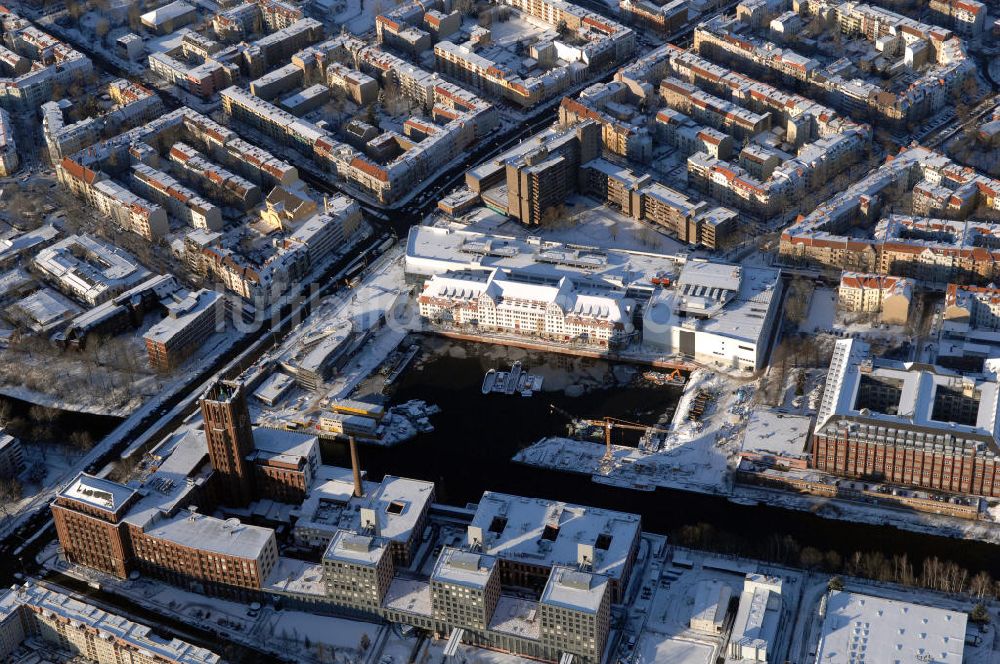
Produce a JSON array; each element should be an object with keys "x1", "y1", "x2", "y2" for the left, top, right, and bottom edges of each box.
[{"x1": 349, "y1": 435, "x2": 363, "y2": 498}]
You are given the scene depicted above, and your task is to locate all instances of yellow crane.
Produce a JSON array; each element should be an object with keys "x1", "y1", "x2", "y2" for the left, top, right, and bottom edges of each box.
[{"x1": 550, "y1": 405, "x2": 669, "y2": 464}]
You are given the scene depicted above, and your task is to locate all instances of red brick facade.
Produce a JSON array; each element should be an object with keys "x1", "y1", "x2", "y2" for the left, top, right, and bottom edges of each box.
[{"x1": 812, "y1": 431, "x2": 1000, "y2": 497}]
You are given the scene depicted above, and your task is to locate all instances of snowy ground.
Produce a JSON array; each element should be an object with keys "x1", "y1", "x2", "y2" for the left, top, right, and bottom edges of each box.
[
  {"x1": 801, "y1": 287, "x2": 908, "y2": 340},
  {"x1": 0, "y1": 443, "x2": 82, "y2": 520},
  {"x1": 622, "y1": 544, "x2": 808, "y2": 664},
  {"x1": 515, "y1": 369, "x2": 743, "y2": 495}
]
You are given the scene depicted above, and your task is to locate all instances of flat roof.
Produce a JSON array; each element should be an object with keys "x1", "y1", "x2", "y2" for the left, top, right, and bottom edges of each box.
[
  {"x1": 540, "y1": 566, "x2": 607, "y2": 614},
  {"x1": 251, "y1": 427, "x2": 318, "y2": 466},
  {"x1": 406, "y1": 225, "x2": 683, "y2": 298},
  {"x1": 816, "y1": 339, "x2": 1000, "y2": 446},
  {"x1": 383, "y1": 577, "x2": 432, "y2": 616},
  {"x1": 323, "y1": 529, "x2": 388, "y2": 565},
  {"x1": 816, "y1": 590, "x2": 966, "y2": 663},
  {"x1": 643, "y1": 262, "x2": 780, "y2": 346},
  {"x1": 730, "y1": 580, "x2": 781, "y2": 657},
  {"x1": 11, "y1": 288, "x2": 80, "y2": 328},
  {"x1": 253, "y1": 371, "x2": 295, "y2": 404},
  {"x1": 59, "y1": 473, "x2": 136, "y2": 514},
  {"x1": 143, "y1": 289, "x2": 222, "y2": 345},
  {"x1": 489, "y1": 595, "x2": 540, "y2": 640},
  {"x1": 363, "y1": 475, "x2": 435, "y2": 542},
  {"x1": 143, "y1": 512, "x2": 273, "y2": 560},
  {"x1": 123, "y1": 429, "x2": 211, "y2": 529},
  {"x1": 740, "y1": 410, "x2": 811, "y2": 461},
  {"x1": 263, "y1": 557, "x2": 325, "y2": 597},
  {"x1": 294, "y1": 470, "x2": 432, "y2": 547},
  {"x1": 432, "y1": 547, "x2": 496, "y2": 589},
  {"x1": 469, "y1": 491, "x2": 640, "y2": 582}
]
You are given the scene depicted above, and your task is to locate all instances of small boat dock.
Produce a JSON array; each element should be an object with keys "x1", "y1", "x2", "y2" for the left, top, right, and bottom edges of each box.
[{"x1": 482, "y1": 361, "x2": 544, "y2": 397}]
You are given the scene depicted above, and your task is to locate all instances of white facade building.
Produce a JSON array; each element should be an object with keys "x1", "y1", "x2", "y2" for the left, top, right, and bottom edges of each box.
[
  {"x1": 642, "y1": 260, "x2": 782, "y2": 371},
  {"x1": 729, "y1": 573, "x2": 782, "y2": 663},
  {"x1": 417, "y1": 268, "x2": 636, "y2": 349}
]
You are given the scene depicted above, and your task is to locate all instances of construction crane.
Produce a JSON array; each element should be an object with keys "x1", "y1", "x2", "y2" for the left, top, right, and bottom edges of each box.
[{"x1": 550, "y1": 405, "x2": 670, "y2": 466}]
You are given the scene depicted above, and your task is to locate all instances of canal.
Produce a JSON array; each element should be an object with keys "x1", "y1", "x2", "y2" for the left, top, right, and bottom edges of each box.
[
  {"x1": 323, "y1": 336, "x2": 1000, "y2": 581},
  {"x1": 0, "y1": 394, "x2": 122, "y2": 445}
]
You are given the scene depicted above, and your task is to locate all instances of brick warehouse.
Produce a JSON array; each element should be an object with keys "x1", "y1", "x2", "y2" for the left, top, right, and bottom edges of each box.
[{"x1": 812, "y1": 338, "x2": 1000, "y2": 497}]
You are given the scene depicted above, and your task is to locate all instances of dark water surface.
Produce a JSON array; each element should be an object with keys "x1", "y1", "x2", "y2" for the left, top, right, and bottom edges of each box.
[{"x1": 321, "y1": 338, "x2": 1000, "y2": 580}]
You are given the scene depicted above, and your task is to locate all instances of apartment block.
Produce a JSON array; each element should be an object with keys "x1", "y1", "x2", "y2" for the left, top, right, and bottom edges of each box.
[
  {"x1": 780, "y1": 146, "x2": 1000, "y2": 283},
  {"x1": 143, "y1": 289, "x2": 225, "y2": 371},
  {"x1": 33, "y1": 234, "x2": 152, "y2": 306},
  {"x1": 418, "y1": 268, "x2": 636, "y2": 349},
  {"x1": 326, "y1": 62, "x2": 378, "y2": 104},
  {"x1": 148, "y1": 50, "x2": 237, "y2": 99},
  {"x1": 0, "y1": 583, "x2": 220, "y2": 663},
  {"x1": 694, "y1": 5, "x2": 977, "y2": 126},
  {"x1": 130, "y1": 163, "x2": 224, "y2": 231},
  {"x1": 0, "y1": 109, "x2": 17, "y2": 176},
  {"x1": 944, "y1": 283, "x2": 1000, "y2": 331},
  {"x1": 928, "y1": 0, "x2": 987, "y2": 35},
  {"x1": 56, "y1": 159, "x2": 170, "y2": 240},
  {"x1": 0, "y1": 431, "x2": 23, "y2": 479},
  {"x1": 539, "y1": 567, "x2": 611, "y2": 661},
  {"x1": 431, "y1": 548, "x2": 501, "y2": 630},
  {"x1": 128, "y1": 510, "x2": 278, "y2": 594},
  {"x1": 619, "y1": 0, "x2": 687, "y2": 34},
  {"x1": 0, "y1": 9, "x2": 93, "y2": 112},
  {"x1": 468, "y1": 492, "x2": 640, "y2": 602},
  {"x1": 168, "y1": 141, "x2": 262, "y2": 209},
  {"x1": 837, "y1": 272, "x2": 913, "y2": 324}
]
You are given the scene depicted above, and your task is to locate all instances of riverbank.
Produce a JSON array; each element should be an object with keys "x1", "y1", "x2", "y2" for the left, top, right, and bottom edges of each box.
[{"x1": 340, "y1": 337, "x2": 1000, "y2": 581}]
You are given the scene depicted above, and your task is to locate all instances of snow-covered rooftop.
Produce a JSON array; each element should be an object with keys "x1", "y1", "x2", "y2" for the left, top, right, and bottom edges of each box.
[
  {"x1": 540, "y1": 566, "x2": 607, "y2": 614},
  {"x1": 729, "y1": 574, "x2": 782, "y2": 662},
  {"x1": 59, "y1": 473, "x2": 137, "y2": 514},
  {"x1": 264, "y1": 557, "x2": 326, "y2": 598},
  {"x1": 143, "y1": 289, "x2": 222, "y2": 345},
  {"x1": 489, "y1": 595, "x2": 540, "y2": 639},
  {"x1": 383, "y1": 577, "x2": 432, "y2": 616},
  {"x1": 323, "y1": 529, "x2": 388, "y2": 565},
  {"x1": 0, "y1": 583, "x2": 219, "y2": 663},
  {"x1": 423, "y1": 269, "x2": 635, "y2": 327},
  {"x1": 643, "y1": 261, "x2": 781, "y2": 347},
  {"x1": 143, "y1": 511, "x2": 274, "y2": 560},
  {"x1": 815, "y1": 590, "x2": 967, "y2": 664},
  {"x1": 740, "y1": 410, "x2": 811, "y2": 462},
  {"x1": 432, "y1": 548, "x2": 496, "y2": 589},
  {"x1": 123, "y1": 428, "x2": 211, "y2": 529},
  {"x1": 406, "y1": 225, "x2": 682, "y2": 298},
  {"x1": 816, "y1": 338, "x2": 1000, "y2": 448},
  {"x1": 468, "y1": 491, "x2": 640, "y2": 582},
  {"x1": 251, "y1": 427, "x2": 319, "y2": 468}
]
